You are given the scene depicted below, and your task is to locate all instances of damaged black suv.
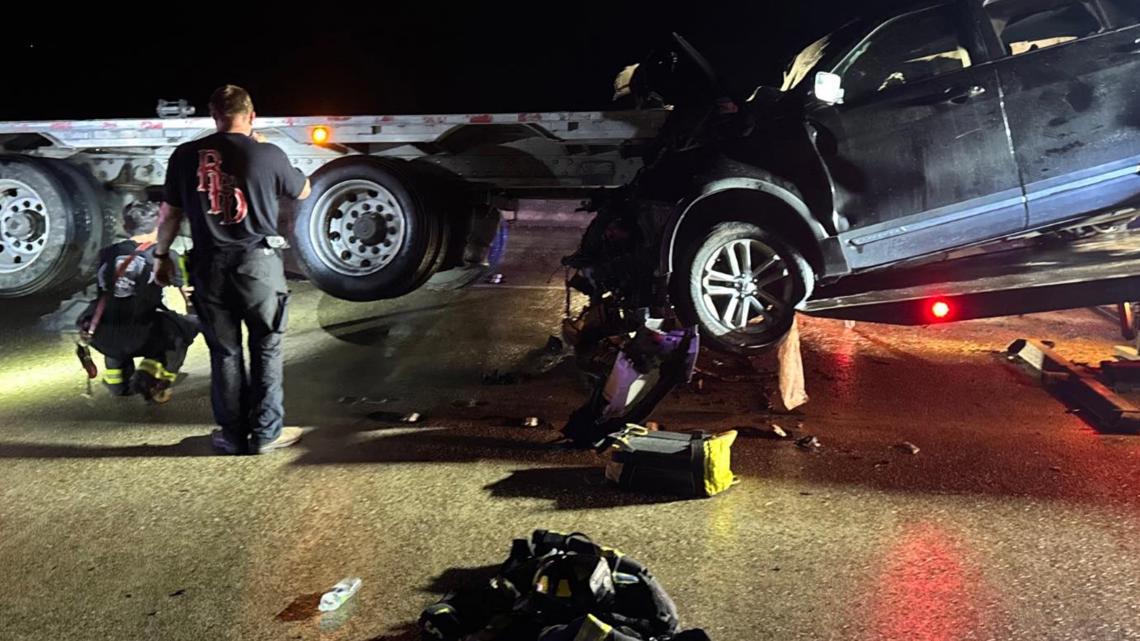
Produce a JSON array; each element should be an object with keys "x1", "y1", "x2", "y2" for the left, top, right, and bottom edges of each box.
[{"x1": 567, "y1": 0, "x2": 1140, "y2": 354}]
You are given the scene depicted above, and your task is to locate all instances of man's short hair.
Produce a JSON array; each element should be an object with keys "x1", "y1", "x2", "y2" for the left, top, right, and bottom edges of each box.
[
  {"x1": 123, "y1": 201, "x2": 159, "y2": 236},
  {"x1": 209, "y1": 84, "x2": 254, "y2": 120}
]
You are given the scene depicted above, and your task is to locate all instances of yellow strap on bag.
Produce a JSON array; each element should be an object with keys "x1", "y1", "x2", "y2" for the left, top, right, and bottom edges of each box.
[
  {"x1": 702, "y1": 430, "x2": 738, "y2": 497},
  {"x1": 572, "y1": 614, "x2": 614, "y2": 641}
]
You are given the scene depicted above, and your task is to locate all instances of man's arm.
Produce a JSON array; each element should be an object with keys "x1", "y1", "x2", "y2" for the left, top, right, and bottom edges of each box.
[
  {"x1": 273, "y1": 146, "x2": 311, "y2": 201},
  {"x1": 153, "y1": 202, "x2": 184, "y2": 286}
]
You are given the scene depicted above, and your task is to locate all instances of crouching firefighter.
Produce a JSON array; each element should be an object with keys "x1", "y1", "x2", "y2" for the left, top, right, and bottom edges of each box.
[{"x1": 77, "y1": 202, "x2": 199, "y2": 403}]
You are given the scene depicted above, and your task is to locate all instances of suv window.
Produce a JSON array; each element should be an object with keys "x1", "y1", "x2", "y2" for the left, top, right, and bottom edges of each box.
[
  {"x1": 836, "y1": 6, "x2": 972, "y2": 103},
  {"x1": 1103, "y1": 0, "x2": 1140, "y2": 27},
  {"x1": 983, "y1": 0, "x2": 1107, "y2": 55}
]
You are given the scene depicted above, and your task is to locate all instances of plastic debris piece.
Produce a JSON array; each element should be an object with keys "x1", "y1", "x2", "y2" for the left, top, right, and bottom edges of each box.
[
  {"x1": 319, "y1": 577, "x2": 362, "y2": 612},
  {"x1": 486, "y1": 273, "x2": 504, "y2": 285},
  {"x1": 897, "y1": 441, "x2": 920, "y2": 455},
  {"x1": 401, "y1": 412, "x2": 422, "y2": 424},
  {"x1": 795, "y1": 436, "x2": 821, "y2": 451},
  {"x1": 776, "y1": 318, "x2": 809, "y2": 411},
  {"x1": 768, "y1": 424, "x2": 789, "y2": 438},
  {"x1": 523, "y1": 417, "x2": 541, "y2": 428}
]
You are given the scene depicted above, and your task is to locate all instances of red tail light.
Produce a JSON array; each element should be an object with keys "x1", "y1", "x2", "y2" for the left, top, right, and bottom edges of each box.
[{"x1": 930, "y1": 300, "x2": 951, "y2": 320}]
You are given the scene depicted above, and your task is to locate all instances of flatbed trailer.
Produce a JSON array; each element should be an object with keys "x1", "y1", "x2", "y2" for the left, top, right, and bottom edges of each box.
[
  {"x1": 804, "y1": 232, "x2": 1140, "y2": 326},
  {"x1": 0, "y1": 108, "x2": 668, "y2": 298}
]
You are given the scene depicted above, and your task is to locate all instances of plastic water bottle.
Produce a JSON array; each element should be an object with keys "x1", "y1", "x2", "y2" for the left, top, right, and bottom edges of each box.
[{"x1": 319, "y1": 577, "x2": 362, "y2": 612}]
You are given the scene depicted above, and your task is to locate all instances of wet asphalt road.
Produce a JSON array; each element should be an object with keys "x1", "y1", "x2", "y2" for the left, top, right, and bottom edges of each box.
[{"x1": 0, "y1": 224, "x2": 1138, "y2": 641}]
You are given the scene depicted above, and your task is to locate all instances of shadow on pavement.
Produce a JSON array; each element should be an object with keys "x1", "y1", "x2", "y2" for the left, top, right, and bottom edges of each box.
[
  {"x1": 483, "y1": 466, "x2": 682, "y2": 511},
  {"x1": 275, "y1": 592, "x2": 322, "y2": 622},
  {"x1": 0, "y1": 434, "x2": 216, "y2": 458},
  {"x1": 292, "y1": 426, "x2": 573, "y2": 466},
  {"x1": 364, "y1": 623, "x2": 422, "y2": 641},
  {"x1": 423, "y1": 564, "x2": 500, "y2": 594}
]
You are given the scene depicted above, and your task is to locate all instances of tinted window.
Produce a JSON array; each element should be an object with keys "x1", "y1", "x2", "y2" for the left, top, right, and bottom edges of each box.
[
  {"x1": 836, "y1": 6, "x2": 972, "y2": 103},
  {"x1": 1102, "y1": 0, "x2": 1140, "y2": 27},
  {"x1": 984, "y1": 0, "x2": 1107, "y2": 55}
]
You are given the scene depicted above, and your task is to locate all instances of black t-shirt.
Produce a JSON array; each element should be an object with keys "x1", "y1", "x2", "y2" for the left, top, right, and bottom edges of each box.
[
  {"x1": 95, "y1": 239, "x2": 182, "y2": 324},
  {"x1": 164, "y1": 132, "x2": 307, "y2": 251}
]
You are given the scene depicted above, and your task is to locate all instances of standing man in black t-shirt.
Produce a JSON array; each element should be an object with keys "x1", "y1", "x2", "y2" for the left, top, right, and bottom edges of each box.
[{"x1": 153, "y1": 85, "x2": 311, "y2": 455}]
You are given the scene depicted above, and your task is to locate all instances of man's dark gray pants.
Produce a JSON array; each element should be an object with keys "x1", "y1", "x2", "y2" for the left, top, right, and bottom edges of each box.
[{"x1": 191, "y1": 245, "x2": 289, "y2": 454}]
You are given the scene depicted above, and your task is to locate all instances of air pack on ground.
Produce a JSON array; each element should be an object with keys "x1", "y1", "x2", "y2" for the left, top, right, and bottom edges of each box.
[{"x1": 419, "y1": 530, "x2": 711, "y2": 641}]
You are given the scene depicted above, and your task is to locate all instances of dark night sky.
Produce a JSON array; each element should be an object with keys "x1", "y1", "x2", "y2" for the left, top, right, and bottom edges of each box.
[{"x1": 2, "y1": 2, "x2": 884, "y2": 121}]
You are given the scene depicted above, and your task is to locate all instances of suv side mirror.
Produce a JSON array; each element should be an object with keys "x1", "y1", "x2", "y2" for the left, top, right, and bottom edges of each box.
[{"x1": 813, "y1": 71, "x2": 845, "y2": 105}]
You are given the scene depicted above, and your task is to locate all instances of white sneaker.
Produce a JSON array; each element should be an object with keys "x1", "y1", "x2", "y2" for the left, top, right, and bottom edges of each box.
[{"x1": 256, "y1": 427, "x2": 304, "y2": 453}]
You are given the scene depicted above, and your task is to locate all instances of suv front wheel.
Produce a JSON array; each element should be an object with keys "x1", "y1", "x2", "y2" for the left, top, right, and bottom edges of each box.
[{"x1": 674, "y1": 221, "x2": 814, "y2": 355}]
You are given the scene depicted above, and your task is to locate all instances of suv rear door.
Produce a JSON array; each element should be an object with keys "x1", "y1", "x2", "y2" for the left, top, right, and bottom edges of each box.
[
  {"x1": 985, "y1": 0, "x2": 1140, "y2": 229},
  {"x1": 810, "y1": 2, "x2": 1025, "y2": 271}
]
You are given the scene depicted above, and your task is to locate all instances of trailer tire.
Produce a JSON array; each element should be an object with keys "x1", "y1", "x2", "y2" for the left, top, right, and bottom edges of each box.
[
  {"x1": 0, "y1": 156, "x2": 103, "y2": 298},
  {"x1": 41, "y1": 158, "x2": 114, "y2": 290},
  {"x1": 674, "y1": 221, "x2": 813, "y2": 355},
  {"x1": 292, "y1": 160, "x2": 444, "y2": 301}
]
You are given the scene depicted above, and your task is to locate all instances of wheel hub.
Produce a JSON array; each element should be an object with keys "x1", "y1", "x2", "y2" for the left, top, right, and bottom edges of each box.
[
  {"x1": 698, "y1": 237, "x2": 792, "y2": 332},
  {"x1": 4, "y1": 211, "x2": 38, "y2": 240},
  {"x1": 309, "y1": 179, "x2": 407, "y2": 277},
  {"x1": 0, "y1": 179, "x2": 51, "y2": 273},
  {"x1": 353, "y1": 213, "x2": 387, "y2": 246},
  {"x1": 737, "y1": 278, "x2": 758, "y2": 298}
]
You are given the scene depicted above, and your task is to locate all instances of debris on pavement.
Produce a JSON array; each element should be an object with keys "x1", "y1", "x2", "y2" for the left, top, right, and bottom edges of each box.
[
  {"x1": 775, "y1": 317, "x2": 809, "y2": 412},
  {"x1": 482, "y1": 369, "x2": 521, "y2": 385},
  {"x1": 419, "y1": 530, "x2": 709, "y2": 641},
  {"x1": 522, "y1": 416, "x2": 541, "y2": 428},
  {"x1": 366, "y1": 411, "x2": 426, "y2": 424},
  {"x1": 873, "y1": 460, "x2": 891, "y2": 469},
  {"x1": 796, "y1": 435, "x2": 821, "y2": 451},
  {"x1": 691, "y1": 367, "x2": 749, "y2": 383},
  {"x1": 338, "y1": 396, "x2": 391, "y2": 406},
  {"x1": 561, "y1": 321, "x2": 699, "y2": 448},
  {"x1": 742, "y1": 424, "x2": 788, "y2": 439},
  {"x1": 319, "y1": 577, "x2": 363, "y2": 612},
  {"x1": 896, "y1": 441, "x2": 921, "y2": 455},
  {"x1": 485, "y1": 273, "x2": 504, "y2": 285}
]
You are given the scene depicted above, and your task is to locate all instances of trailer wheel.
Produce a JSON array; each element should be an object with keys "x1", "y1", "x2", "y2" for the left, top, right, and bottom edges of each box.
[
  {"x1": 0, "y1": 157, "x2": 102, "y2": 298},
  {"x1": 292, "y1": 160, "x2": 444, "y2": 301},
  {"x1": 674, "y1": 221, "x2": 813, "y2": 355},
  {"x1": 41, "y1": 158, "x2": 114, "y2": 290}
]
